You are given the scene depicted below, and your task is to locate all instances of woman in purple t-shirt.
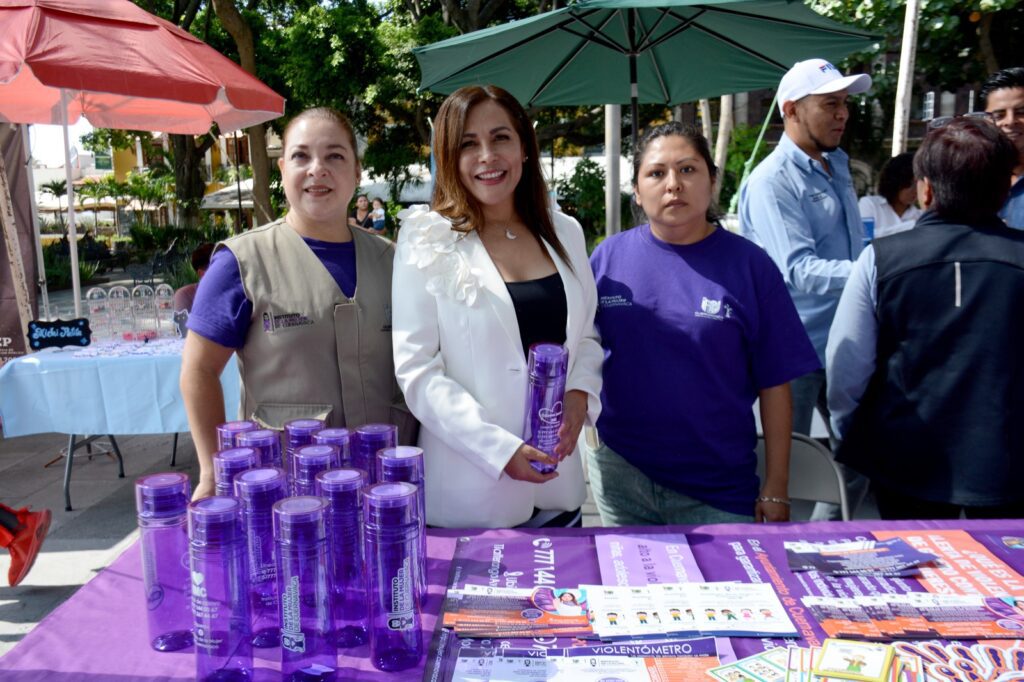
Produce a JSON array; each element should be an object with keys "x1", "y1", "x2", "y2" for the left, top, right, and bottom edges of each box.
[{"x1": 588, "y1": 122, "x2": 820, "y2": 526}]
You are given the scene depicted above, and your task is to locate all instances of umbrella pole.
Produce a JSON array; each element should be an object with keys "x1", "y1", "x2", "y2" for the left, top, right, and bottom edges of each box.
[
  {"x1": 233, "y1": 131, "x2": 244, "y2": 232},
  {"x1": 23, "y1": 125, "x2": 51, "y2": 320},
  {"x1": 60, "y1": 90, "x2": 82, "y2": 318},
  {"x1": 605, "y1": 105, "x2": 622, "y2": 237},
  {"x1": 0, "y1": 145, "x2": 33, "y2": 340}
]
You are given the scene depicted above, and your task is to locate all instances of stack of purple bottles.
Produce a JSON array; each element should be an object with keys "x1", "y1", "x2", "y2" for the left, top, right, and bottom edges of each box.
[
  {"x1": 352, "y1": 423, "x2": 397, "y2": 484},
  {"x1": 234, "y1": 467, "x2": 288, "y2": 648},
  {"x1": 284, "y1": 418, "x2": 325, "y2": 460},
  {"x1": 212, "y1": 447, "x2": 258, "y2": 497},
  {"x1": 313, "y1": 428, "x2": 351, "y2": 467},
  {"x1": 216, "y1": 420, "x2": 257, "y2": 450},
  {"x1": 316, "y1": 468, "x2": 369, "y2": 648},
  {"x1": 363, "y1": 482, "x2": 423, "y2": 672},
  {"x1": 291, "y1": 444, "x2": 339, "y2": 496},
  {"x1": 135, "y1": 472, "x2": 194, "y2": 652},
  {"x1": 523, "y1": 343, "x2": 569, "y2": 474},
  {"x1": 237, "y1": 428, "x2": 282, "y2": 469},
  {"x1": 377, "y1": 446, "x2": 426, "y2": 605},
  {"x1": 188, "y1": 496, "x2": 252, "y2": 681},
  {"x1": 274, "y1": 497, "x2": 336, "y2": 680}
]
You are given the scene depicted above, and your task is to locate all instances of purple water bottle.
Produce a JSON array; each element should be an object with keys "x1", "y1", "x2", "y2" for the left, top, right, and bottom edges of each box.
[
  {"x1": 188, "y1": 496, "x2": 253, "y2": 681},
  {"x1": 313, "y1": 428, "x2": 351, "y2": 467},
  {"x1": 522, "y1": 343, "x2": 569, "y2": 474},
  {"x1": 352, "y1": 424, "x2": 397, "y2": 484},
  {"x1": 284, "y1": 418, "x2": 325, "y2": 459},
  {"x1": 216, "y1": 420, "x2": 257, "y2": 451},
  {"x1": 234, "y1": 467, "x2": 287, "y2": 648},
  {"x1": 213, "y1": 447, "x2": 259, "y2": 497},
  {"x1": 237, "y1": 428, "x2": 282, "y2": 469},
  {"x1": 274, "y1": 497, "x2": 336, "y2": 680},
  {"x1": 136, "y1": 472, "x2": 194, "y2": 652},
  {"x1": 291, "y1": 444, "x2": 339, "y2": 497},
  {"x1": 364, "y1": 482, "x2": 423, "y2": 672},
  {"x1": 376, "y1": 447, "x2": 426, "y2": 605},
  {"x1": 316, "y1": 468, "x2": 369, "y2": 647}
]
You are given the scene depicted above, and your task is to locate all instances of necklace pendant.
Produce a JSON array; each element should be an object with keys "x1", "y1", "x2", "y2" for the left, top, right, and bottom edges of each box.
[{"x1": 505, "y1": 228, "x2": 517, "y2": 240}]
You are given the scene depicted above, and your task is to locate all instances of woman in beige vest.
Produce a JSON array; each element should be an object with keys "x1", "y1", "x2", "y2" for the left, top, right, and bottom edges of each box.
[
  {"x1": 181, "y1": 108, "x2": 412, "y2": 500},
  {"x1": 392, "y1": 86, "x2": 603, "y2": 528}
]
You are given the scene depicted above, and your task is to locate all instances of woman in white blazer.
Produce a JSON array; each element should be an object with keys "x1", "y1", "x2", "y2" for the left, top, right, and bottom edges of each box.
[{"x1": 392, "y1": 85, "x2": 603, "y2": 529}]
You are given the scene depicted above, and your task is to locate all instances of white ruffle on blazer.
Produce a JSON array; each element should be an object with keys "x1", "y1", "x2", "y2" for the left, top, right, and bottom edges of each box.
[{"x1": 392, "y1": 205, "x2": 603, "y2": 528}]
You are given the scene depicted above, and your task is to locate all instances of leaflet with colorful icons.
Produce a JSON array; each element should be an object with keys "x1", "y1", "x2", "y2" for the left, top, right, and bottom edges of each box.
[{"x1": 584, "y1": 581, "x2": 798, "y2": 640}]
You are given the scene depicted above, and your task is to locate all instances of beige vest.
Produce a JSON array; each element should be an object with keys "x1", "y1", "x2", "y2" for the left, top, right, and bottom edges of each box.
[{"x1": 222, "y1": 220, "x2": 416, "y2": 441}]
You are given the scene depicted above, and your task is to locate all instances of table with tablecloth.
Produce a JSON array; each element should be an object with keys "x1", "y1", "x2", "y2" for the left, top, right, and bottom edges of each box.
[
  {"x1": 0, "y1": 339, "x2": 241, "y2": 509},
  {"x1": 1, "y1": 518, "x2": 1023, "y2": 681}
]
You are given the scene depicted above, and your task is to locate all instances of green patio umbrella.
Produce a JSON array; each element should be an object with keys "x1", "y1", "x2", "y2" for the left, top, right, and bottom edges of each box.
[{"x1": 414, "y1": 0, "x2": 878, "y2": 148}]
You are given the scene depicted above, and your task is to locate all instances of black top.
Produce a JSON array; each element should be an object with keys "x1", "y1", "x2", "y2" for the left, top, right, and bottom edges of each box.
[
  {"x1": 505, "y1": 272, "x2": 567, "y2": 357},
  {"x1": 350, "y1": 210, "x2": 374, "y2": 229}
]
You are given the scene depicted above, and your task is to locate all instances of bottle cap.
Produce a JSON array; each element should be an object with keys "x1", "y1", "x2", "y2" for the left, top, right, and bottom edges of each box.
[
  {"x1": 237, "y1": 429, "x2": 279, "y2": 448},
  {"x1": 213, "y1": 447, "x2": 258, "y2": 486},
  {"x1": 293, "y1": 444, "x2": 339, "y2": 483},
  {"x1": 273, "y1": 496, "x2": 328, "y2": 545},
  {"x1": 284, "y1": 418, "x2": 325, "y2": 447},
  {"x1": 188, "y1": 496, "x2": 243, "y2": 545},
  {"x1": 527, "y1": 343, "x2": 569, "y2": 378},
  {"x1": 315, "y1": 467, "x2": 367, "y2": 493},
  {"x1": 313, "y1": 427, "x2": 350, "y2": 447},
  {"x1": 216, "y1": 420, "x2": 257, "y2": 447},
  {"x1": 135, "y1": 472, "x2": 190, "y2": 518},
  {"x1": 376, "y1": 446, "x2": 425, "y2": 485},
  {"x1": 233, "y1": 466, "x2": 287, "y2": 505},
  {"x1": 363, "y1": 481, "x2": 418, "y2": 528}
]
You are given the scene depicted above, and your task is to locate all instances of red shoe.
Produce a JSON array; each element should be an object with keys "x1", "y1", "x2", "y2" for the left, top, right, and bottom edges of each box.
[{"x1": 6, "y1": 508, "x2": 51, "y2": 587}]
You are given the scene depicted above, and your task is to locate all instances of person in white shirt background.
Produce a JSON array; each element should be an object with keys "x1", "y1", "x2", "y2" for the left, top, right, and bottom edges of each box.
[{"x1": 857, "y1": 152, "x2": 923, "y2": 239}]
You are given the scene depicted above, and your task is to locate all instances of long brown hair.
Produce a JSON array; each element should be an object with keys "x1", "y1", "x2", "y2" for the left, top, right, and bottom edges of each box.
[{"x1": 432, "y1": 85, "x2": 570, "y2": 266}]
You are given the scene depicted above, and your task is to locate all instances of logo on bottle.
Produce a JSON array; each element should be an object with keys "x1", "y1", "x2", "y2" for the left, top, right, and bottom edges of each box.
[
  {"x1": 387, "y1": 558, "x2": 414, "y2": 631},
  {"x1": 191, "y1": 570, "x2": 207, "y2": 598},
  {"x1": 281, "y1": 575, "x2": 306, "y2": 652},
  {"x1": 538, "y1": 400, "x2": 563, "y2": 425}
]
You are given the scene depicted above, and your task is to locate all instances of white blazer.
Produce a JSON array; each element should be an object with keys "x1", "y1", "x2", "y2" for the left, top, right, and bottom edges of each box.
[{"x1": 392, "y1": 206, "x2": 603, "y2": 528}]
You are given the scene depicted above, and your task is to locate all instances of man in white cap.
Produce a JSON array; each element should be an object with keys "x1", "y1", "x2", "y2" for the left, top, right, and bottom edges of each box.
[{"x1": 739, "y1": 58, "x2": 871, "y2": 520}]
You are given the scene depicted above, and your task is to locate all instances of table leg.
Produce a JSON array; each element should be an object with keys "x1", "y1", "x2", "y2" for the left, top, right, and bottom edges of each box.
[
  {"x1": 107, "y1": 436, "x2": 125, "y2": 479},
  {"x1": 171, "y1": 433, "x2": 178, "y2": 467},
  {"x1": 64, "y1": 434, "x2": 76, "y2": 512}
]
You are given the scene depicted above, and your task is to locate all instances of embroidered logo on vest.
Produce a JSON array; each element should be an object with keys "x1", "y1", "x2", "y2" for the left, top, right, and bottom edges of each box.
[{"x1": 262, "y1": 311, "x2": 314, "y2": 333}]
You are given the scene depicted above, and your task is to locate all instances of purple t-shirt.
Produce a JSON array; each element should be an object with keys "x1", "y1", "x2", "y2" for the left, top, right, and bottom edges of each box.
[
  {"x1": 590, "y1": 224, "x2": 820, "y2": 515},
  {"x1": 187, "y1": 237, "x2": 357, "y2": 349}
]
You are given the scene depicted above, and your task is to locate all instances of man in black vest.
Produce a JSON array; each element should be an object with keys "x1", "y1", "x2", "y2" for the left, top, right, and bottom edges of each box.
[{"x1": 826, "y1": 117, "x2": 1024, "y2": 520}]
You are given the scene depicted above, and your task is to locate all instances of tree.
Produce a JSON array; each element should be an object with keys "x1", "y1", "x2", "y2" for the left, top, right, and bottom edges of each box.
[{"x1": 40, "y1": 179, "x2": 67, "y2": 231}]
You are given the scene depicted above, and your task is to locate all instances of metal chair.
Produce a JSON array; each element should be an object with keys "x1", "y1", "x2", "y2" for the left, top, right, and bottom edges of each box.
[{"x1": 755, "y1": 432, "x2": 850, "y2": 521}]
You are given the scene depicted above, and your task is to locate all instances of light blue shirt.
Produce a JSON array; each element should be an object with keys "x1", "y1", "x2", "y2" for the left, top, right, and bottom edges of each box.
[
  {"x1": 824, "y1": 245, "x2": 877, "y2": 439},
  {"x1": 1001, "y1": 175, "x2": 1024, "y2": 229},
  {"x1": 739, "y1": 132, "x2": 864, "y2": 364}
]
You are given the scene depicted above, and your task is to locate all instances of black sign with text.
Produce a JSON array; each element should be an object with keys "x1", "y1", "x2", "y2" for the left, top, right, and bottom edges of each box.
[{"x1": 27, "y1": 318, "x2": 92, "y2": 350}]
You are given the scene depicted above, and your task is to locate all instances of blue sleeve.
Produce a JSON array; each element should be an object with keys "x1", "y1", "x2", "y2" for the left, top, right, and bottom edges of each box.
[
  {"x1": 825, "y1": 245, "x2": 878, "y2": 438},
  {"x1": 186, "y1": 246, "x2": 253, "y2": 349},
  {"x1": 750, "y1": 263, "x2": 822, "y2": 389},
  {"x1": 741, "y1": 173, "x2": 853, "y2": 295}
]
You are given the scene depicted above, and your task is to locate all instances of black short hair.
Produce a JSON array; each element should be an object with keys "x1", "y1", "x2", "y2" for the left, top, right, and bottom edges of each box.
[
  {"x1": 913, "y1": 118, "x2": 1017, "y2": 223},
  {"x1": 981, "y1": 67, "x2": 1024, "y2": 108},
  {"x1": 191, "y1": 242, "x2": 215, "y2": 272},
  {"x1": 632, "y1": 121, "x2": 719, "y2": 222},
  {"x1": 876, "y1": 152, "x2": 916, "y2": 204}
]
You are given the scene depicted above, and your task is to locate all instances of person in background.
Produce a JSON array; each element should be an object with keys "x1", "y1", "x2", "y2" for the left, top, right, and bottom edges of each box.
[
  {"x1": 370, "y1": 197, "x2": 387, "y2": 236},
  {"x1": 348, "y1": 193, "x2": 374, "y2": 230},
  {"x1": 181, "y1": 107, "x2": 414, "y2": 501},
  {"x1": 858, "y1": 153, "x2": 922, "y2": 239},
  {"x1": 0, "y1": 503, "x2": 50, "y2": 587},
  {"x1": 827, "y1": 117, "x2": 1024, "y2": 520},
  {"x1": 981, "y1": 66, "x2": 1024, "y2": 228},
  {"x1": 172, "y1": 242, "x2": 214, "y2": 321},
  {"x1": 392, "y1": 85, "x2": 602, "y2": 529},
  {"x1": 738, "y1": 58, "x2": 872, "y2": 521},
  {"x1": 589, "y1": 122, "x2": 818, "y2": 526}
]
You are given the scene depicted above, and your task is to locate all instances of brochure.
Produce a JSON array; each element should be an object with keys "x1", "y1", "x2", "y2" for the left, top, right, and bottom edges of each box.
[{"x1": 784, "y1": 539, "x2": 939, "y2": 577}]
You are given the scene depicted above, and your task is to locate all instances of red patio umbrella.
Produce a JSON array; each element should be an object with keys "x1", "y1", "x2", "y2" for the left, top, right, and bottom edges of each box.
[{"x1": 0, "y1": 0, "x2": 286, "y2": 318}]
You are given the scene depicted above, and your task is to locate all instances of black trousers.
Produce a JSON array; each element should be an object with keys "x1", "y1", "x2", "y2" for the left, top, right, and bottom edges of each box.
[{"x1": 874, "y1": 485, "x2": 1024, "y2": 520}]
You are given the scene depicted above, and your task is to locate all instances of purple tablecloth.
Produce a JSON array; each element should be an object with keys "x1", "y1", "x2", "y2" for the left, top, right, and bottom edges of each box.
[{"x1": 3, "y1": 519, "x2": 1024, "y2": 680}]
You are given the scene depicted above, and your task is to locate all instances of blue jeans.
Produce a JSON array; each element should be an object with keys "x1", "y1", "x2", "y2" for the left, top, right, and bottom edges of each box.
[
  {"x1": 791, "y1": 369, "x2": 869, "y2": 520},
  {"x1": 586, "y1": 443, "x2": 753, "y2": 526}
]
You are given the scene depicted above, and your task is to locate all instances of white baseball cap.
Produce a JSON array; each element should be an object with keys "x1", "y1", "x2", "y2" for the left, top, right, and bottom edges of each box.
[{"x1": 777, "y1": 59, "x2": 872, "y2": 116}]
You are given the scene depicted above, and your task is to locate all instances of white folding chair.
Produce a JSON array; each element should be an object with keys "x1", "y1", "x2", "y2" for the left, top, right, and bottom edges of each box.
[{"x1": 756, "y1": 432, "x2": 850, "y2": 521}]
